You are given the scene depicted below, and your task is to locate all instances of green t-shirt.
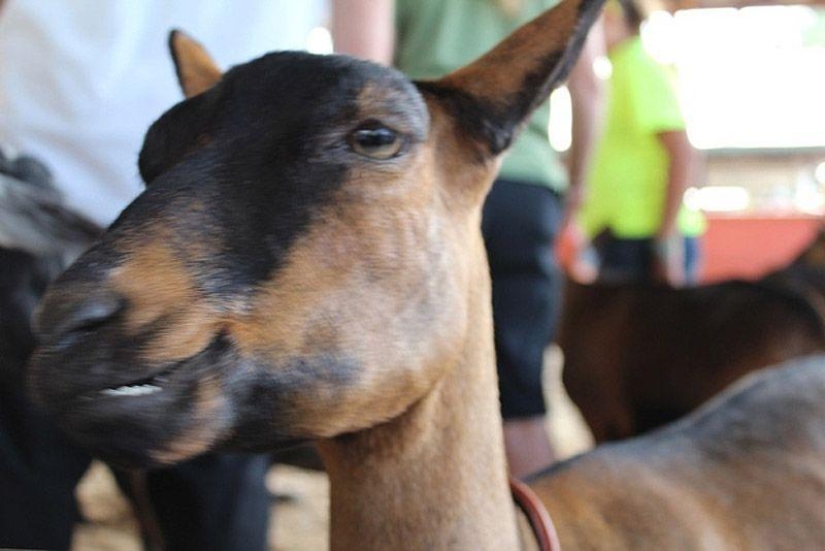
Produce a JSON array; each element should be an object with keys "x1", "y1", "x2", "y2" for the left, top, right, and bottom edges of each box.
[
  {"x1": 394, "y1": 0, "x2": 568, "y2": 192},
  {"x1": 579, "y1": 37, "x2": 705, "y2": 238}
]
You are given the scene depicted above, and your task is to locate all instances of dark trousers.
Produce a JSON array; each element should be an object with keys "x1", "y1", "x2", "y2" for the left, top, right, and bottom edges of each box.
[
  {"x1": 593, "y1": 231, "x2": 702, "y2": 285},
  {"x1": 0, "y1": 382, "x2": 270, "y2": 551},
  {"x1": 0, "y1": 383, "x2": 89, "y2": 549},
  {"x1": 482, "y1": 179, "x2": 564, "y2": 419}
]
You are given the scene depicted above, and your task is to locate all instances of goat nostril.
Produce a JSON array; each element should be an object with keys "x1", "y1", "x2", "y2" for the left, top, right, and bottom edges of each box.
[{"x1": 38, "y1": 291, "x2": 125, "y2": 341}]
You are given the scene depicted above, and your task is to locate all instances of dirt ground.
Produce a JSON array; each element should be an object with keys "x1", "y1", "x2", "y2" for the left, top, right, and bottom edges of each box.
[{"x1": 71, "y1": 346, "x2": 593, "y2": 551}]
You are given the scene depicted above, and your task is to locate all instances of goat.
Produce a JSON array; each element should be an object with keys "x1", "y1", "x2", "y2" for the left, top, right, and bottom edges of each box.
[
  {"x1": 0, "y1": 152, "x2": 101, "y2": 548},
  {"x1": 29, "y1": 1, "x2": 825, "y2": 548},
  {"x1": 535, "y1": 353, "x2": 825, "y2": 549},
  {"x1": 0, "y1": 153, "x2": 100, "y2": 387},
  {"x1": 559, "y1": 228, "x2": 825, "y2": 442}
]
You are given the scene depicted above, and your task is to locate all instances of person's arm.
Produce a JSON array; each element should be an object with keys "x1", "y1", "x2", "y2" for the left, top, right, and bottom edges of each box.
[
  {"x1": 331, "y1": 0, "x2": 395, "y2": 65},
  {"x1": 656, "y1": 129, "x2": 695, "y2": 239},
  {"x1": 554, "y1": 20, "x2": 605, "y2": 279},
  {"x1": 652, "y1": 128, "x2": 697, "y2": 285},
  {"x1": 563, "y1": 18, "x2": 606, "y2": 223}
]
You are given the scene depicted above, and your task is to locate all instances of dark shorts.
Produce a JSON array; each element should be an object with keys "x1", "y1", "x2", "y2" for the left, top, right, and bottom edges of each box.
[
  {"x1": 481, "y1": 179, "x2": 564, "y2": 419},
  {"x1": 593, "y1": 231, "x2": 702, "y2": 285}
]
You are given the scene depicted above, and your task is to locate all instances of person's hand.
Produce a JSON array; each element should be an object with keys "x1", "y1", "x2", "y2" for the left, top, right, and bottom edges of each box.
[
  {"x1": 651, "y1": 235, "x2": 685, "y2": 286},
  {"x1": 555, "y1": 218, "x2": 598, "y2": 283}
]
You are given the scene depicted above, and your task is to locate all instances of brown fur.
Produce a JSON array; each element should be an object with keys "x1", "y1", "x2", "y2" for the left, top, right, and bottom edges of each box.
[
  {"x1": 169, "y1": 30, "x2": 222, "y2": 97},
  {"x1": 28, "y1": 1, "x2": 825, "y2": 549},
  {"x1": 443, "y1": 0, "x2": 581, "y2": 105},
  {"x1": 110, "y1": 231, "x2": 221, "y2": 364},
  {"x1": 533, "y1": 355, "x2": 825, "y2": 550},
  {"x1": 560, "y1": 228, "x2": 825, "y2": 442}
]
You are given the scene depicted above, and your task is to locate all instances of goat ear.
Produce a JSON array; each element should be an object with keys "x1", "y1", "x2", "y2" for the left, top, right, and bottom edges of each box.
[
  {"x1": 423, "y1": 0, "x2": 604, "y2": 158},
  {"x1": 169, "y1": 30, "x2": 223, "y2": 98}
]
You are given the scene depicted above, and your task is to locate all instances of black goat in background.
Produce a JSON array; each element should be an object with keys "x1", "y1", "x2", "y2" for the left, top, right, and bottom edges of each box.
[
  {"x1": 0, "y1": 148, "x2": 102, "y2": 548},
  {"x1": 0, "y1": 149, "x2": 101, "y2": 386}
]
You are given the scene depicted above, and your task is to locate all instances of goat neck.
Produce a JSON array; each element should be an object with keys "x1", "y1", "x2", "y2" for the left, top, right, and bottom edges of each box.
[{"x1": 318, "y1": 233, "x2": 519, "y2": 549}]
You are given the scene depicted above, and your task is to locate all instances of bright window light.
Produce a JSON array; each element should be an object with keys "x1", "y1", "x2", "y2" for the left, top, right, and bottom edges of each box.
[
  {"x1": 306, "y1": 27, "x2": 333, "y2": 55},
  {"x1": 549, "y1": 86, "x2": 572, "y2": 151},
  {"x1": 816, "y1": 161, "x2": 825, "y2": 185},
  {"x1": 643, "y1": 6, "x2": 825, "y2": 150},
  {"x1": 691, "y1": 186, "x2": 751, "y2": 212}
]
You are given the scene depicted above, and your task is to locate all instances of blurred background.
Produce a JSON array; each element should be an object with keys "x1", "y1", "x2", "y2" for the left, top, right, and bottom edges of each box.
[{"x1": 547, "y1": 0, "x2": 825, "y2": 281}]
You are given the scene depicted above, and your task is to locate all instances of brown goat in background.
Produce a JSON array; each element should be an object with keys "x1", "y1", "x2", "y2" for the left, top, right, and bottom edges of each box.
[{"x1": 559, "y1": 227, "x2": 825, "y2": 442}]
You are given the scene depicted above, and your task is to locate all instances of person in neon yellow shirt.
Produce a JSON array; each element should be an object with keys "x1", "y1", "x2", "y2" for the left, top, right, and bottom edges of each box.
[{"x1": 579, "y1": 0, "x2": 705, "y2": 285}]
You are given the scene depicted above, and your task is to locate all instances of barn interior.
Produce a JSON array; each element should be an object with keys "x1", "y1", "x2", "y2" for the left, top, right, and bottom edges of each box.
[{"x1": 1, "y1": 0, "x2": 823, "y2": 549}]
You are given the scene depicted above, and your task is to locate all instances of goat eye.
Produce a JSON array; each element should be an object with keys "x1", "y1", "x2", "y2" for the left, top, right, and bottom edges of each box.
[{"x1": 349, "y1": 125, "x2": 403, "y2": 160}]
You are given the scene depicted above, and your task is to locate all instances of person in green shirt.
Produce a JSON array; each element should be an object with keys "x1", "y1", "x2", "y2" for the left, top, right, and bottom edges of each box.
[
  {"x1": 335, "y1": 0, "x2": 605, "y2": 477},
  {"x1": 579, "y1": 0, "x2": 704, "y2": 285}
]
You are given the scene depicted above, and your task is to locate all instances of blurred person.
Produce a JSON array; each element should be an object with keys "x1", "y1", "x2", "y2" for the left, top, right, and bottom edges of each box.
[
  {"x1": 335, "y1": 0, "x2": 605, "y2": 478},
  {"x1": 0, "y1": 1, "x2": 327, "y2": 549},
  {"x1": 578, "y1": 0, "x2": 705, "y2": 286}
]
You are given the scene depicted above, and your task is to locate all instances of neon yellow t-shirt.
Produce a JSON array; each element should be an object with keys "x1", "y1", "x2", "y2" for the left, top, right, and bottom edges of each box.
[
  {"x1": 394, "y1": 0, "x2": 568, "y2": 192},
  {"x1": 580, "y1": 37, "x2": 705, "y2": 238}
]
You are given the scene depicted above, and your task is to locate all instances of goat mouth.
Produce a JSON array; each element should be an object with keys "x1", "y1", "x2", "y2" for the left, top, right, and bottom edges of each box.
[
  {"x1": 93, "y1": 369, "x2": 173, "y2": 399},
  {"x1": 36, "y1": 331, "x2": 233, "y2": 413},
  {"x1": 64, "y1": 359, "x2": 185, "y2": 407},
  {"x1": 99, "y1": 383, "x2": 163, "y2": 398}
]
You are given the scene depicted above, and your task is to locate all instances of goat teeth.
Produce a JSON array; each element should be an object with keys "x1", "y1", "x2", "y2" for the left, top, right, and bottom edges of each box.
[{"x1": 100, "y1": 384, "x2": 162, "y2": 397}]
